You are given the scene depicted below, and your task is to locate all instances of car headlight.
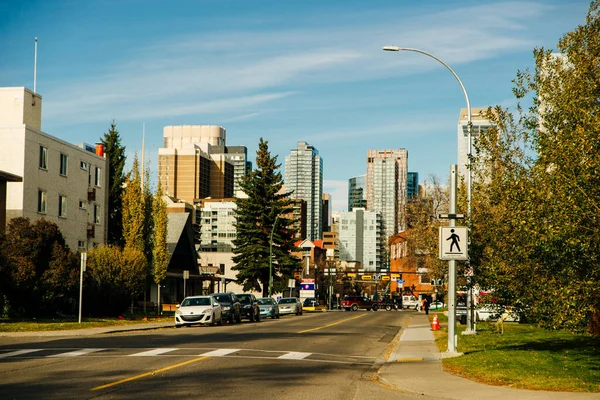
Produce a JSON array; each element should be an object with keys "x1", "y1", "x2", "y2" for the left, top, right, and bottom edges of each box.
[
  {"x1": 222, "y1": 306, "x2": 231, "y2": 311},
  {"x1": 203, "y1": 309, "x2": 212, "y2": 315},
  {"x1": 244, "y1": 305, "x2": 251, "y2": 309},
  {"x1": 175, "y1": 310, "x2": 182, "y2": 315}
]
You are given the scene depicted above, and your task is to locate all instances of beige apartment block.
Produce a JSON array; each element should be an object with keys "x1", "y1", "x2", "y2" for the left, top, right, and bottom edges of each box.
[{"x1": 0, "y1": 87, "x2": 108, "y2": 251}]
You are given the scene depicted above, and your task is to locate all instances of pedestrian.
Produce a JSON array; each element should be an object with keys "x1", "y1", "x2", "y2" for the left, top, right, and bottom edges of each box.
[{"x1": 423, "y1": 297, "x2": 430, "y2": 315}]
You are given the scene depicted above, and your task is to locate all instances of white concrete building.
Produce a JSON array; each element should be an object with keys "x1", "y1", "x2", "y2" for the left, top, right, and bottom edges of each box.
[
  {"x1": 0, "y1": 87, "x2": 108, "y2": 250},
  {"x1": 457, "y1": 107, "x2": 492, "y2": 183},
  {"x1": 336, "y1": 208, "x2": 382, "y2": 271}
]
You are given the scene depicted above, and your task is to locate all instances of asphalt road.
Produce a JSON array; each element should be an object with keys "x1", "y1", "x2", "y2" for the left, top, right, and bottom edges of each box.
[{"x1": 0, "y1": 311, "x2": 434, "y2": 400}]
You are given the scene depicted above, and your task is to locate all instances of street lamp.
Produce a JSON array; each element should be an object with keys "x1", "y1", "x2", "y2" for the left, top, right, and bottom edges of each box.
[
  {"x1": 383, "y1": 46, "x2": 475, "y2": 352},
  {"x1": 269, "y1": 213, "x2": 283, "y2": 297}
]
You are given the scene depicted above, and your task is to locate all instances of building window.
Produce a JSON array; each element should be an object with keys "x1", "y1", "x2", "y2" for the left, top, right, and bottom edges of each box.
[
  {"x1": 79, "y1": 200, "x2": 87, "y2": 209},
  {"x1": 39, "y1": 146, "x2": 48, "y2": 169},
  {"x1": 77, "y1": 240, "x2": 85, "y2": 249},
  {"x1": 94, "y1": 167, "x2": 102, "y2": 187},
  {"x1": 60, "y1": 153, "x2": 68, "y2": 176},
  {"x1": 37, "y1": 190, "x2": 47, "y2": 213},
  {"x1": 94, "y1": 205, "x2": 101, "y2": 224},
  {"x1": 80, "y1": 161, "x2": 88, "y2": 170},
  {"x1": 58, "y1": 195, "x2": 67, "y2": 218}
]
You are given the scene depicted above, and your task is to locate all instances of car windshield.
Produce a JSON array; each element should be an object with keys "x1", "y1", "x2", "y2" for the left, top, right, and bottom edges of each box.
[
  {"x1": 279, "y1": 298, "x2": 296, "y2": 304},
  {"x1": 181, "y1": 297, "x2": 211, "y2": 307},
  {"x1": 237, "y1": 294, "x2": 252, "y2": 304},
  {"x1": 213, "y1": 295, "x2": 231, "y2": 303},
  {"x1": 257, "y1": 298, "x2": 274, "y2": 305}
]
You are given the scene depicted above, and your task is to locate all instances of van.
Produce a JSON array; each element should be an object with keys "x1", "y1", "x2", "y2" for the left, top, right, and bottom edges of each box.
[{"x1": 402, "y1": 295, "x2": 419, "y2": 310}]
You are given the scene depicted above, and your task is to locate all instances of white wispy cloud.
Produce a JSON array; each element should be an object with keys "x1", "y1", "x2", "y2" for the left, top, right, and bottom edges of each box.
[{"x1": 40, "y1": 2, "x2": 546, "y2": 125}]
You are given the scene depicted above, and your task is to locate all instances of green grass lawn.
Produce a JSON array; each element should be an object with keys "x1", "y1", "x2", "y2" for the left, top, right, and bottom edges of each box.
[
  {"x1": 431, "y1": 314, "x2": 600, "y2": 392},
  {"x1": 0, "y1": 315, "x2": 173, "y2": 332}
]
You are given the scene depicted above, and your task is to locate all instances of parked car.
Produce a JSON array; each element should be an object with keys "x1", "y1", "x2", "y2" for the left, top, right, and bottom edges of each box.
[
  {"x1": 341, "y1": 295, "x2": 379, "y2": 311},
  {"x1": 303, "y1": 298, "x2": 318, "y2": 307},
  {"x1": 175, "y1": 295, "x2": 222, "y2": 328},
  {"x1": 278, "y1": 297, "x2": 303, "y2": 315},
  {"x1": 236, "y1": 293, "x2": 261, "y2": 322},
  {"x1": 257, "y1": 297, "x2": 280, "y2": 319},
  {"x1": 211, "y1": 292, "x2": 242, "y2": 323},
  {"x1": 476, "y1": 304, "x2": 521, "y2": 322},
  {"x1": 429, "y1": 300, "x2": 445, "y2": 310}
]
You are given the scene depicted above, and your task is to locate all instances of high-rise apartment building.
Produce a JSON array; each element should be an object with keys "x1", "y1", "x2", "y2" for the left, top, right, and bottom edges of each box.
[
  {"x1": 158, "y1": 126, "x2": 234, "y2": 204},
  {"x1": 0, "y1": 87, "x2": 108, "y2": 250},
  {"x1": 458, "y1": 108, "x2": 492, "y2": 182},
  {"x1": 348, "y1": 175, "x2": 367, "y2": 211},
  {"x1": 284, "y1": 141, "x2": 323, "y2": 241},
  {"x1": 337, "y1": 208, "x2": 382, "y2": 271},
  {"x1": 322, "y1": 193, "x2": 332, "y2": 233},
  {"x1": 407, "y1": 172, "x2": 419, "y2": 199},
  {"x1": 212, "y1": 145, "x2": 252, "y2": 195},
  {"x1": 366, "y1": 149, "x2": 408, "y2": 268}
]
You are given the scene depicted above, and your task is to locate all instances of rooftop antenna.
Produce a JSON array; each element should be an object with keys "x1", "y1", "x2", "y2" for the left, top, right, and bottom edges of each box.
[{"x1": 33, "y1": 37, "x2": 38, "y2": 94}]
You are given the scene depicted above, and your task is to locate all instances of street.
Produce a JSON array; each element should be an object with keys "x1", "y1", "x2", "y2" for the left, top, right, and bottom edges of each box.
[{"x1": 0, "y1": 311, "x2": 434, "y2": 400}]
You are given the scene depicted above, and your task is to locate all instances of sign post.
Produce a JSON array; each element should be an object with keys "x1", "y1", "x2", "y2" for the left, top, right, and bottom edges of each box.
[{"x1": 183, "y1": 270, "x2": 189, "y2": 298}]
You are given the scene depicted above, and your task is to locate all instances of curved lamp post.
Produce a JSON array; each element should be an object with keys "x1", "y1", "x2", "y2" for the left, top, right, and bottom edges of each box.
[
  {"x1": 269, "y1": 213, "x2": 282, "y2": 297},
  {"x1": 383, "y1": 46, "x2": 475, "y2": 352}
]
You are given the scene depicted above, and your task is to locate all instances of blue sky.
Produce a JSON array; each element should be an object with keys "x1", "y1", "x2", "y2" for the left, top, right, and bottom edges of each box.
[{"x1": 0, "y1": 0, "x2": 591, "y2": 211}]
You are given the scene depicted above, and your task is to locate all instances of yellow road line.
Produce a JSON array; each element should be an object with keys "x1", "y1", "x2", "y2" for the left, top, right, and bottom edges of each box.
[
  {"x1": 298, "y1": 314, "x2": 367, "y2": 333},
  {"x1": 91, "y1": 356, "x2": 209, "y2": 391}
]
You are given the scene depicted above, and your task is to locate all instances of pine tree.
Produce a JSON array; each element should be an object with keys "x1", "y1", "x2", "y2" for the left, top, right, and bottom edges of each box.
[
  {"x1": 232, "y1": 138, "x2": 299, "y2": 296},
  {"x1": 101, "y1": 121, "x2": 126, "y2": 247}
]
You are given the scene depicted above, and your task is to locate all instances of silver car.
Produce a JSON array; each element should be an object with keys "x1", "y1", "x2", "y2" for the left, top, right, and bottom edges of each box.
[{"x1": 278, "y1": 297, "x2": 303, "y2": 316}]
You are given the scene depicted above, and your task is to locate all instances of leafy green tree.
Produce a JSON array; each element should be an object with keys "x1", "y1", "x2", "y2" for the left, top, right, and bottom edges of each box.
[
  {"x1": 0, "y1": 218, "x2": 78, "y2": 317},
  {"x1": 232, "y1": 138, "x2": 299, "y2": 296},
  {"x1": 87, "y1": 245, "x2": 134, "y2": 315},
  {"x1": 471, "y1": 1, "x2": 600, "y2": 333},
  {"x1": 101, "y1": 121, "x2": 126, "y2": 247},
  {"x1": 152, "y1": 182, "x2": 169, "y2": 310},
  {"x1": 121, "y1": 155, "x2": 148, "y2": 306}
]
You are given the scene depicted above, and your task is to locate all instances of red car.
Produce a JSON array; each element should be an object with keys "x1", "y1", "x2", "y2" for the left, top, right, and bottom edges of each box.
[{"x1": 341, "y1": 295, "x2": 379, "y2": 311}]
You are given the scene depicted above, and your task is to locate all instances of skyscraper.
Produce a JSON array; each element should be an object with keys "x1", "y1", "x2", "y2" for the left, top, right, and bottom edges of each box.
[
  {"x1": 336, "y1": 208, "x2": 382, "y2": 271},
  {"x1": 407, "y1": 172, "x2": 419, "y2": 199},
  {"x1": 285, "y1": 141, "x2": 323, "y2": 241},
  {"x1": 366, "y1": 149, "x2": 408, "y2": 268},
  {"x1": 348, "y1": 175, "x2": 367, "y2": 211}
]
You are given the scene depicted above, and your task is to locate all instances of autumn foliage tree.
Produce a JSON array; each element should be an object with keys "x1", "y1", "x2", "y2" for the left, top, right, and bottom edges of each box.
[{"x1": 470, "y1": 1, "x2": 600, "y2": 333}]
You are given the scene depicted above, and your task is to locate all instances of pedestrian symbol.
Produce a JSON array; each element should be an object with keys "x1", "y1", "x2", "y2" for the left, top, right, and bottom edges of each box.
[{"x1": 439, "y1": 226, "x2": 468, "y2": 260}]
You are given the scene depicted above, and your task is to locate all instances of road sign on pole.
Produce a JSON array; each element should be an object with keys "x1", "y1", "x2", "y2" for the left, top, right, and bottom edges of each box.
[{"x1": 439, "y1": 226, "x2": 468, "y2": 260}]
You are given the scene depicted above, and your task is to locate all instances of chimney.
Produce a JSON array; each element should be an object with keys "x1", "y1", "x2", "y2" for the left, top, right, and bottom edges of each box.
[{"x1": 95, "y1": 143, "x2": 104, "y2": 157}]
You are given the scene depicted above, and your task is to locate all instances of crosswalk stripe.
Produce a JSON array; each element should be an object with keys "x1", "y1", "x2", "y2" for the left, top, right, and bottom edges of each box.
[
  {"x1": 200, "y1": 349, "x2": 239, "y2": 357},
  {"x1": 129, "y1": 348, "x2": 178, "y2": 357},
  {"x1": 0, "y1": 349, "x2": 42, "y2": 359},
  {"x1": 48, "y1": 348, "x2": 104, "y2": 357},
  {"x1": 278, "y1": 352, "x2": 311, "y2": 360}
]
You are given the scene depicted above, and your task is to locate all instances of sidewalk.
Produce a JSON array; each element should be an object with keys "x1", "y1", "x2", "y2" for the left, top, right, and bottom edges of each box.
[{"x1": 377, "y1": 313, "x2": 600, "y2": 400}]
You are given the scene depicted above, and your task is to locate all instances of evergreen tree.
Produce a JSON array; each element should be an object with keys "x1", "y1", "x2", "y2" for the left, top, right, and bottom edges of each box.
[
  {"x1": 101, "y1": 121, "x2": 126, "y2": 247},
  {"x1": 232, "y1": 138, "x2": 299, "y2": 296}
]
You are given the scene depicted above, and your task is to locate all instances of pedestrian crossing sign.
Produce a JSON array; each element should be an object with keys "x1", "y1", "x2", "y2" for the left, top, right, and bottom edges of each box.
[{"x1": 439, "y1": 226, "x2": 468, "y2": 260}]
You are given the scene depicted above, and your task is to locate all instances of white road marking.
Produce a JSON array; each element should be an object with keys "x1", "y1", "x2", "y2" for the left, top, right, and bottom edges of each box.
[
  {"x1": 129, "y1": 348, "x2": 178, "y2": 357},
  {"x1": 0, "y1": 349, "x2": 42, "y2": 358},
  {"x1": 278, "y1": 352, "x2": 311, "y2": 360},
  {"x1": 199, "y1": 349, "x2": 240, "y2": 357},
  {"x1": 48, "y1": 348, "x2": 104, "y2": 357}
]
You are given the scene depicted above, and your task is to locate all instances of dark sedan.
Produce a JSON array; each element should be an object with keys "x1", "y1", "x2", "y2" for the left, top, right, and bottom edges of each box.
[
  {"x1": 236, "y1": 293, "x2": 261, "y2": 322},
  {"x1": 211, "y1": 292, "x2": 242, "y2": 324}
]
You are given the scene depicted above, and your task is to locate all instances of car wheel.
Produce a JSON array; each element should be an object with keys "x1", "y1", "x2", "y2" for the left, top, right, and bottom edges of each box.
[
  {"x1": 218, "y1": 313, "x2": 223, "y2": 326},
  {"x1": 229, "y1": 313, "x2": 235, "y2": 324},
  {"x1": 351, "y1": 304, "x2": 358, "y2": 311},
  {"x1": 236, "y1": 311, "x2": 242, "y2": 323},
  {"x1": 255, "y1": 310, "x2": 260, "y2": 322},
  {"x1": 175, "y1": 324, "x2": 182, "y2": 328},
  {"x1": 372, "y1": 304, "x2": 379, "y2": 311},
  {"x1": 249, "y1": 312, "x2": 255, "y2": 322},
  {"x1": 385, "y1": 305, "x2": 391, "y2": 311},
  {"x1": 276, "y1": 312, "x2": 280, "y2": 319}
]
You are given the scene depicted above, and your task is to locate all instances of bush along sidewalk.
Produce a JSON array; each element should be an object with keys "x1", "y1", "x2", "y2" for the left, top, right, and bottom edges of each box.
[{"x1": 430, "y1": 314, "x2": 600, "y2": 392}]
